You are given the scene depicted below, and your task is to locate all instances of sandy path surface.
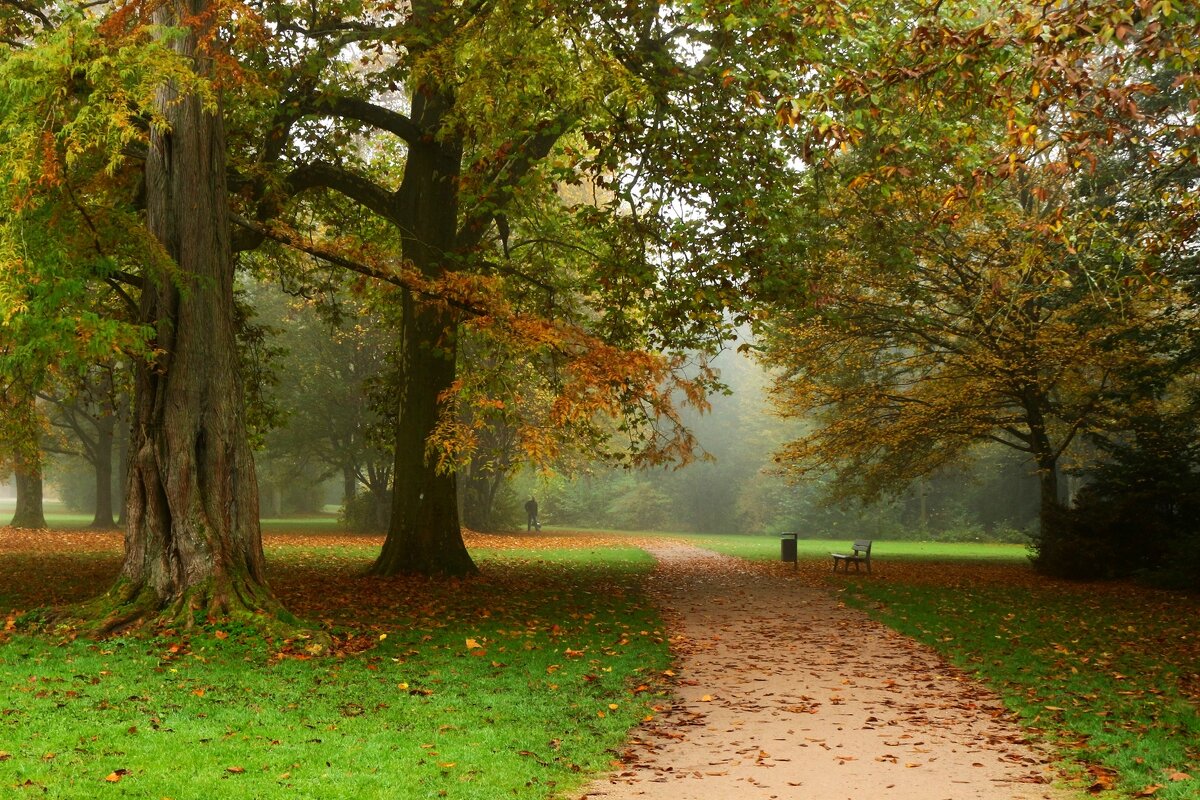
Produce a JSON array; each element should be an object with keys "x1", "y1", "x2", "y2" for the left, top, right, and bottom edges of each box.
[{"x1": 580, "y1": 543, "x2": 1072, "y2": 800}]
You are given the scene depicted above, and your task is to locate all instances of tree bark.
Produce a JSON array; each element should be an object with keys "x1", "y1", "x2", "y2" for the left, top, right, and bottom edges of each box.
[
  {"x1": 102, "y1": 0, "x2": 286, "y2": 629},
  {"x1": 371, "y1": 295, "x2": 476, "y2": 575},
  {"x1": 370, "y1": 86, "x2": 476, "y2": 577},
  {"x1": 11, "y1": 463, "x2": 46, "y2": 529}
]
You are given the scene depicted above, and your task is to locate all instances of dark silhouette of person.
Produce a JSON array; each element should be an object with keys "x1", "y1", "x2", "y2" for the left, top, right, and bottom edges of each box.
[{"x1": 524, "y1": 497, "x2": 539, "y2": 531}]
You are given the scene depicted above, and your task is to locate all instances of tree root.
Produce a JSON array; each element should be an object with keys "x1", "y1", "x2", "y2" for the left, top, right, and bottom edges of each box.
[{"x1": 33, "y1": 578, "x2": 331, "y2": 651}]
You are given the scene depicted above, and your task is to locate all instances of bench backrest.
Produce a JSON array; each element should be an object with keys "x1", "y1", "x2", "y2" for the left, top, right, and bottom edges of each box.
[{"x1": 852, "y1": 540, "x2": 872, "y2": 557}]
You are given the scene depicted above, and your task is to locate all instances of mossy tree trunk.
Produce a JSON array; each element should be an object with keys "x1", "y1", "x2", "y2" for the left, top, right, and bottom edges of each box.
[{"x1": 102, "y1": 0, "x2": 286, "y2": 630}]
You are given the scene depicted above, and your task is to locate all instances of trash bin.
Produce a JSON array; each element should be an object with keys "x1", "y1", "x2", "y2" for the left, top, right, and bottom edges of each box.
[{"x1": 780, "y1": 532, "x2": 798, "y2": 565}]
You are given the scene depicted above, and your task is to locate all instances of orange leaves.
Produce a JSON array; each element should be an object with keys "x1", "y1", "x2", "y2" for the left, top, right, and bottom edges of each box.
[{"x1": 1084, "y1": 764, "x2": 1121, "y2": 794}]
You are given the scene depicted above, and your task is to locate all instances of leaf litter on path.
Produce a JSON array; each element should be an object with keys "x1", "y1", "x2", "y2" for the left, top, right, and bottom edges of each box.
[{"x1": 580, "y1": 542, "x2": 1072, "y2": 800}]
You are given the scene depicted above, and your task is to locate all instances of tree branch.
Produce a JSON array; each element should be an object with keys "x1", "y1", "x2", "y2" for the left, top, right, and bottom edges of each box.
[
  {"x1": 286, "y1": 160, "x2": 400, "y2": 223},
  {"x1": 456, "y1": 115, "x2": 578, "y2": 250},
  {"x1": 301, "y1": 95, "x2": 425, "y2": 148}
]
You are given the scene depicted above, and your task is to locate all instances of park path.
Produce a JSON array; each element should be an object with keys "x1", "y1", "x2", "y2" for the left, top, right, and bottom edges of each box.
[{"x1": 579, "y1": 542, "x2": 1073, "y2": 800}]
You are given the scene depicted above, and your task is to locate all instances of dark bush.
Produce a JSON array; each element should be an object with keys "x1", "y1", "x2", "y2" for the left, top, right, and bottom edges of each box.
[{"x1": 1033, "y1": 414, "x2": 1200, "y2": 584}]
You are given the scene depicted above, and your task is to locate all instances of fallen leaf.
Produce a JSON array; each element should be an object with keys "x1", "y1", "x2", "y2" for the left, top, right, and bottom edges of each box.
[
  {"x1": 1087, "y1": 765, "x2": 1118, "y2": 793},
  {"x1": 1132, "y1": 786, "x2": 1163, "y2": 797},
  {"x1": 465, "y1": 638, "x2": 482, "y2": 650},
  {"x1": 103, "y1": 769, "x2": 129, "y2": 783},
  {"x1": 226, "y1": 766, "x2": 245, "y2": 774},
  {"x1": 214, "y1": 630, "x2": 228, "y2": 640},
  {"x1": 1169, "y1": 772, "x2": 1192, "y2": 782}
]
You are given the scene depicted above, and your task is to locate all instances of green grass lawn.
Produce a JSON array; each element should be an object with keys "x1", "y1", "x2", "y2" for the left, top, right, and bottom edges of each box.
[
  {"x1": 674, "y1": 532, "x2": 1030, "y2": 562},
  {"x1": 0, "y1": 547, "x2": 671, "y2": 799},
  {"x1": 0, "y1": 499, "x2": 345, "y2": 532}
]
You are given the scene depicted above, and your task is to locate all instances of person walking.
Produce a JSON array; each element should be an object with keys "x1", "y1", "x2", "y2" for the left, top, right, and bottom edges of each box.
[{"x1": 524, "y1": 497, "x2": 540, "y2": 531}]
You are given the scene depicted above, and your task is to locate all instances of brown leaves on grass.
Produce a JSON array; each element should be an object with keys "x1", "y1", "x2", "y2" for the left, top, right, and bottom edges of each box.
[
  {"x1": 1087, "y1": 764, "x2": 1119, "y2": 793},
  {"x1": 0, "y1": 528, "x2": 123, "y2": 615},
  {"x1": 0, "y1": 528, "x2": 122, "y2": 554},
  {"x1": 0, "y1": 527, "x2": 644, "y2": 627}
]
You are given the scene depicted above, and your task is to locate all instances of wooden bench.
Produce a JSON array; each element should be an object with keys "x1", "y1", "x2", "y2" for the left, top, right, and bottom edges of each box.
[{"x1": 831, "y1": 540, "x2": 872, "y2": 573}]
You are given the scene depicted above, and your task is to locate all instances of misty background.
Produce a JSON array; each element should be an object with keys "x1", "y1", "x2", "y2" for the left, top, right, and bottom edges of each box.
[{"x1": 15, "y1": 281, "x2": 1046, "y2": 545}]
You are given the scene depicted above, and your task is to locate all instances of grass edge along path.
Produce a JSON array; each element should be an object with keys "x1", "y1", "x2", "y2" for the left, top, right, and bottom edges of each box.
[
  {"x1": 672, "y1": 532, "x2": 1198, "y2": 799},
  {"x1": 836, "y1": 579, "x2": 1200, "y2": 800},
  {"x1": 0, "y1": 545, "x2": 672, "y2": 799}
]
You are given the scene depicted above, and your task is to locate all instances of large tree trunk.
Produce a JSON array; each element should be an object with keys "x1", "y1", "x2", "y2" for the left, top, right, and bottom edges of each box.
[
  {"x1": 90, "y1": 414, "x2": 116, "y2": 529},
  {"x1": 102, "y1": 0, "x2": 285, "y2": 629},
  {"x1": 11, "y1": 463, "x2": 46, "y2": 529},
  {"x1": 371, "y1": 296, "x2": 476, "y2": 575},
  {"x1": 370, "y1": 86, "x2": 476, "y2": 577}
]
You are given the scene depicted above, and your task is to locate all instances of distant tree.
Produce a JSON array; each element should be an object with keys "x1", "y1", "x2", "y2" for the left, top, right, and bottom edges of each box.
[
  {"x1": 758, "y1": 188, "x2": 1184, "y2": 540},
  {"x1": 40, "y1": 362, "x2": 129, "y2": 529},
  {"x1": 247, "y1": 284, "x2": 393, "y2": 527},
  {"x1": 3, "y1": 395, "x2": 47, "y2": 530}
]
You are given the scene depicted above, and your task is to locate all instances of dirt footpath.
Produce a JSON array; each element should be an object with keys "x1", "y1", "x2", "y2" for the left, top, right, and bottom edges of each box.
[{"x1": 580, "y1": 543, "x2": 1074, "y2": 800}]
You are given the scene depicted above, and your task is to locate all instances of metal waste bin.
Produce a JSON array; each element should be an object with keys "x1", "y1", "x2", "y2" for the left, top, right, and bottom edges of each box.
[{"x1": 780, "y1": 532, "x2": 798, "y2": 566}]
